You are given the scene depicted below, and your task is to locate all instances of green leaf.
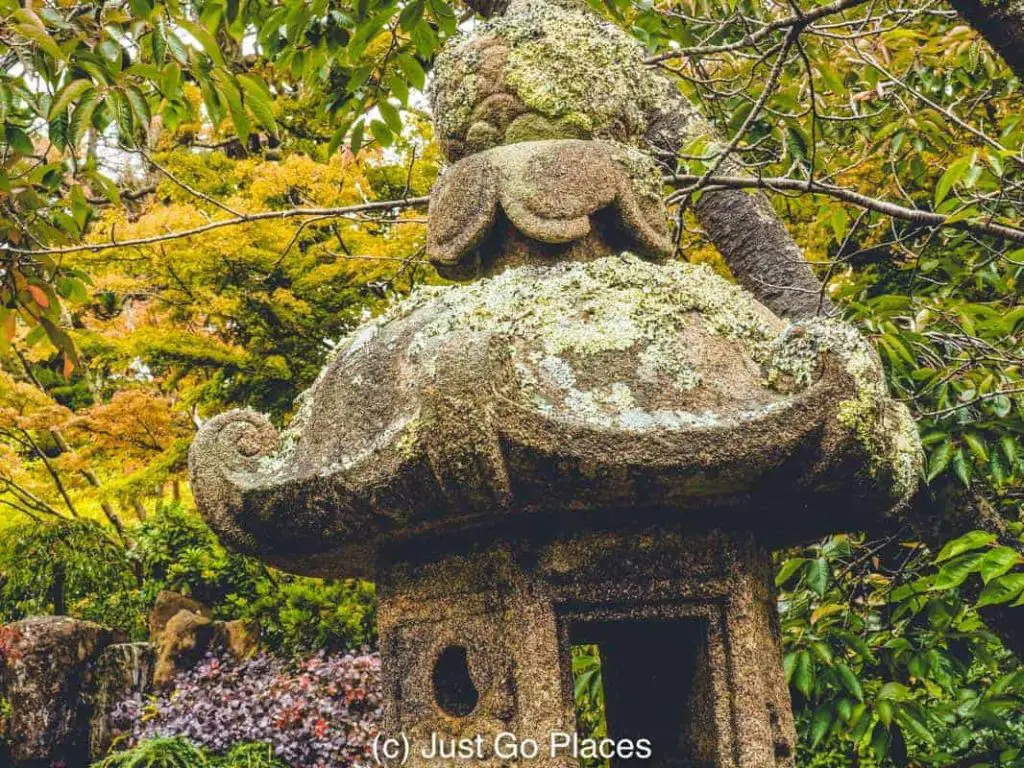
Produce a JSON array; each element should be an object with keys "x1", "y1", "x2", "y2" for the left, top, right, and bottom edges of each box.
[
  {"x1": 378, "y1": 99, "x2": 402, "y2": 134},
  {"x1": 935, "y1": 530, "x2": 996, "y2": 562},
  {"x1": 783, "y1": 652, "x2": 797, "y2": 683},
  {"x1": 933, "y1": 551, "x2": 985, "y2": 590},
  {"x1": 213, "y1": 73, "x2": 249, "y2": 142},
  {"x1": 963, "y1": 432, "x2": 989, "y2": 462},
  {"x1": 806, "y1": 557, "x2": 829, "y2": 597},
  {"x1": 898, "y1": 705, "x2": 935, "y2": 744},
  {"x1": 870, "y1": 721, "x2": 890, "y2": 760},
  {"x1": 836, "y1": 663, "x2": 864, "y2": 702},
  {"x1": 4, "y1": 125, "x2": 33, "y2": 156},
  {"x1": 979, "y1": 547, "x2": 1020, "y2": 584},
  {"x1": 999, "y1": 435, "x2": 1018, "y2": 467},
  {"x1": 48, "y1": 79, "x2": 94, "y2": 120},
  {"x1": 878, "y1": 682, "x2": 910, "y2": 701},
  {"x1": 350, "y1": 119, "x2": 365, "y2": 153},
  {"x1": 926, "y1": 438, "x2": 953, "y2": 483},
  {"x1": 952, "y1": 449, "x2": 972, "y2": 487},
  {"x1": 48, "y1": 113, "x2": 68, "y2": 152},
  {"x1": 125, "y1": 86, "x2": 152, "y2": 134},
  {"x1": 876, "y1": 699, "x2": 894, "y2": 727},
  {"x1": 976, "y1": 573, "x2": 1024, "y2": 607},
  {"x1": 793, "y1": 650, "x2": 814, "y2": 697},
  {"x1": 178, "y1": 20, "x2": 226, "y2": 66},
  {"x1": 810, "y1": 705, "x2": 832, "y2": 747},
  {"x1": 388, "y1": 74, "x2": 410, "y2": 107},
  {"x1": 428, "y1": 0, "x2": 457, "y2": 35},
  {"x1": 831, "y1": 207, "x2": 850, "y2": 242},
  {"x1": 397, "y1": 54, "x2": 426, "y2": 90},
  {"x1": 775, "y1": 557, "x2": 808, "y2": 587},
  {"x1": 237, "y1": 74, "x2": 278, "y2": 136},
  {"x1": 410, "y1": 20, "x2": 438, "y2": 56},
  {"x1": 12, "y1": 9, "x2": 65, "y2": 62},
  {"x1": 111, "y1": 90, "x2": 135, "y2": 146},
  {"x1": 369, "y1": 119, "x2": 393, "y2": 147},
  {"x1": 935, "y1": 155, "x2": 973, "y2": 207},
  {"x1": 68, "y1": 88, "x2": 101, "y2": 149}
]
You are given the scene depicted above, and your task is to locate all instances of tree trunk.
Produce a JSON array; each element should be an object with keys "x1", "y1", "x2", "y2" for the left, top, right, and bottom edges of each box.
[
  {"x1": 692, "y1": 185, "x2": 830, "y2": 319},
  {"x1": 946, "y1": 0, "x2": 1024, "y2": 81},
  {"x1": 646, "y1": 76, "x2": 831, "y2": 320}
]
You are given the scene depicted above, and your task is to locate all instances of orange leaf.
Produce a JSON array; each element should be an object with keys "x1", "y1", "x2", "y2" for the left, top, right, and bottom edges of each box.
[
  {"x1": 62, "y1": 354, "x2": 74, "y2": 379},
  {"x1": 27, "y1": 284, "x2": 50, "y2": 308}
]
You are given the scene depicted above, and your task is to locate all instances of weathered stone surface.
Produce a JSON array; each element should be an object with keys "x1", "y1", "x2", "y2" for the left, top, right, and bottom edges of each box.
[
  {"x1": 378, "y1": 527, "x2": 797, "y2": 768},
  {"x1": 431, "y1": 0, "x2": 669, "y2": 160},
  {"x1": 0, "y1": 616, "x2": 123, "y2": 766},
  {"x1": 427, "y1": 140, "x2": 672, "y2": 274},
  {"x1": 86, "y1": 643, "x2": 154, "y2": 761},
  {"x1": 150, "y1": 609, "x2": 258, "y2": 688},
  {"x1": 148, "y1": 590, "x2": 211, "y2": 644},
  {"x1": 224, "y1": 619, "x2": 260, "y2": 659},
  {"x1": 152, "y1": 609, "x2": 226, "y2": 688},
  {"x1": 190, "y1": 254, "x2": 921, "y2": 579}
]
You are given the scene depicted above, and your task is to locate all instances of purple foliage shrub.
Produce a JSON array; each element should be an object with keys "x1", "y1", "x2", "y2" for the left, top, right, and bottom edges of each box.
[{"x1": 110, "y1": 651, "x2": 382, "y2": 767}]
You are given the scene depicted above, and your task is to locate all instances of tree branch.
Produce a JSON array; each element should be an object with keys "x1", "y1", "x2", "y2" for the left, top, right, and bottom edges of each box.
[
  {"x1": 1, "y1": 197, "x2": 430, "y2": 257},
  {"x1": 644, "y1": 0, "x2": 871, "y2": 62},
  {"x1": 665, "y1": 174, "x2": 1024, "y2": 244}
]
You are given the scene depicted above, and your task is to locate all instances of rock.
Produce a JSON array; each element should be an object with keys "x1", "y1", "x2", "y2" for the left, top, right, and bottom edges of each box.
[
  {"x1": 0, "y1": 616, "x2": 123, "y2": 766},
  {"x1": 86, "y1": 643, "x2": 155, "y2": 761},
  {"x1": 224, "y1": 619, "x2": 260, "y2": 659},
  {"x1": 148, "y1": 590, "x2": 211, "y2": 643},
  {"x1": 152, "y1": 609, "x2": 225, "y2": 688}
]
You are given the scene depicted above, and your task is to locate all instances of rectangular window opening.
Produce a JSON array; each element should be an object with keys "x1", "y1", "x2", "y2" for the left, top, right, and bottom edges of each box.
[{"x1": 569, "y1": 619, "x2": 716, "y2": 768}]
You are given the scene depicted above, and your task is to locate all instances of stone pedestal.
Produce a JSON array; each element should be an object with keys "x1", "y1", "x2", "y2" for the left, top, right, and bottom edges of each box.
[{"x1": 377, "y1": 526, "x2": 795, "y2": 768}]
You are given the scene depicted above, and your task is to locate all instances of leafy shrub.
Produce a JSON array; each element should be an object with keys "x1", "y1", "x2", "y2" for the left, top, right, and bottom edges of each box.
[
  {"x1": 0, "y1": 506, "x2": 377, "y2": 654},
  {"x1": 778, "y1": 532, "x2": 1024, "y2": 767},
  {"x1": 132, "y1": 505, "x2": 377, "y2": 654},
  {"x1": 572, "y1": 644, "x2": 609, "y2": 768},
  {"x1": 93, "y1": 737, "x2": 211, "y2": 768},
  {"x1": 110, "y1": 650, "x2": 381, "y2": 767},
  {"x1": 0, "y1": 518, "x2": 146, "y2": 636},
  {"x1": 92, "y1": 737, "x2": 288, "y2": 768}
]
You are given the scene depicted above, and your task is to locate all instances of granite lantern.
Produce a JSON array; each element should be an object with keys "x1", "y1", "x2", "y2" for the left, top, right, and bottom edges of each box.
[{"x1": 189, "y1": 0, "x2": 923, "y2": 765}]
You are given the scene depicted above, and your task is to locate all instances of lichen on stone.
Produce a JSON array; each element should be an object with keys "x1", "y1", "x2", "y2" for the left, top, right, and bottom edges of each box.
[
  {"x1": 260, "y1": 254, "x2": 920, "y2": 504},
  {"x1": 766, "y1": 319, "x2": 923, "y2": 503},
  {"x1": 431, "y1": 0, "x2": 662, "y2": 151}
]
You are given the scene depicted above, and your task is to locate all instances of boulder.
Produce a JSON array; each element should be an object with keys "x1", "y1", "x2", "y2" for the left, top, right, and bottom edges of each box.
[
  {"x1": 152, "y1": 609, "x2": 225, "y2": 688},
  {"x1": 86, "y1": 643, "x2": 155, "y2": 761},
  {"x1": 224, "y1": 619, "x2": 260, "y2": 659},
  {"x1": 148, "y1": 590, "x2": 211, "y2": 643},
  {"x1": 0, "y1": 616, "x2": 123, "y2": 766}
]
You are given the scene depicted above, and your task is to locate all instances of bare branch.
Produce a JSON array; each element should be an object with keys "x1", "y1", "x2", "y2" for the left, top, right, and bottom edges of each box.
[
  {"x1": 2, "y1": 197, "x2": 431, "y2": 257},
  {"x1": 666, "y1": 174, "x2": 1024, "y2": 244},
  {"x1": 645, "y1": 0, "x2": 871, "y2": 62}
]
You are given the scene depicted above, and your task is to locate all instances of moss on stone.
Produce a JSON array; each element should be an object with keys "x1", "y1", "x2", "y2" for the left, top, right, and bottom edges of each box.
[
  {"x1": 766, "y1": 319, "x2": 923, "y2": 504},
  {"x1": 431, "y1": 0, "x2": 661, "y2": 150},
  {"x1": 278, "y1": 255, "x2": 920, "y2": 503}
]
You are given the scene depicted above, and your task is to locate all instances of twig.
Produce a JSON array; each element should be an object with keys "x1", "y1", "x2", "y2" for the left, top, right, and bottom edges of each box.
[
  {"x1": 645, "y1": 0, "x2": 870, "y2": 62},
  {"x1": 2, "y1": 197, "x2": 431, "y2": 257}
]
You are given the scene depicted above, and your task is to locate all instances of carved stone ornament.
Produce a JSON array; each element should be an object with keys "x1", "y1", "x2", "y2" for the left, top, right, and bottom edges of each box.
[
  {"x1": 189, "y1": 252, "x2": 921, "y2": 577},
  {"x1": 189, "y1": 0, "x2": 923, "y2": 765},
  {"x1": 426, "y1": 140, "x2": 673, "y2": 275}
]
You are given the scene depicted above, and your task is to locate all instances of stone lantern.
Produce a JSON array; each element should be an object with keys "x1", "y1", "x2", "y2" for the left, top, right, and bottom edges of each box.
[{"x1": 189, "y1": 0, "x2": 922, "y2": 765}]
